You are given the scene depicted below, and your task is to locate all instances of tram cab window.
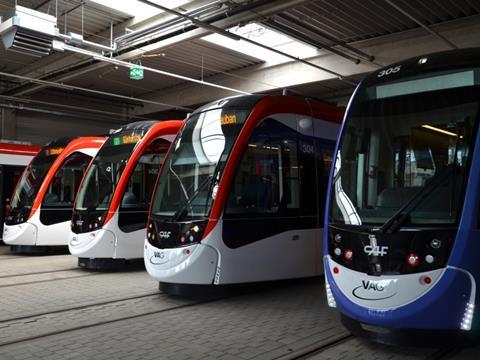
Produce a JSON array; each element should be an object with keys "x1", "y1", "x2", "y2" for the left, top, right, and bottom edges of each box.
[
  {"x1": 118, "y1": 138, "x2": 170, "y2": 232},
  {"x1": 314, "y1": 139, "x2": 334, "y2": 219},
  {"x1": 225, "y1": 118, "x2": 301, "y2": 217},
  {"x1": 40, "y1": 152, "x2": 92, "y2": 225}
]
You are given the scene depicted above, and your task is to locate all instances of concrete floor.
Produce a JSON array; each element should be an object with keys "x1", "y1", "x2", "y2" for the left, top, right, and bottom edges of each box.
[{"x1": 0, "y1": 246, "x2": 477, "y2": 360}]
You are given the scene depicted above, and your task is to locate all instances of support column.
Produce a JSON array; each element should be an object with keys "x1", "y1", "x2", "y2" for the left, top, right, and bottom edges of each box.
[{"x1": 1, "y1": 109, "x2": 16, "y2": 140}]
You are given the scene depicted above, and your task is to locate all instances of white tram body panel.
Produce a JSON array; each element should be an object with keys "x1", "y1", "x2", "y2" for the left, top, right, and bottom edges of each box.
[
  {"x1": 69, "y1": 211, "x2": 145, "y2": 260},
  {"x1": 145, "y1": 219, "x2": 324, "y2": 285},
  {"x1": 3, "y1": 221, "x2": 37, "y2": 245},
  {"x1": 3, "y1": 211, "x2": 71, "y2": 246}
]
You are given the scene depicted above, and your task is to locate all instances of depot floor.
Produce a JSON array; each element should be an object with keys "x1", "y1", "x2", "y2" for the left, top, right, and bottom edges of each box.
[{"x1": 0, "y1": 246, "x2": 478, "y2": 360}]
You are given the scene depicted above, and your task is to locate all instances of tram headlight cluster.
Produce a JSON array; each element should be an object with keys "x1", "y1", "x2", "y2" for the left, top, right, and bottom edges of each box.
[
  {"x1": 88, "y1": 222, "x2": 101, "y2": 230},
  {"x1": 325, "y1": 281, "x2": 337, "y2": 308},
  {"x1": 147, "y1": 219, "x2": 207, "y2": 248},
  {"x1": 179, "y1": 225, "x2": 201, "y2": 246},
  {"x1": 146, "y1": 222, "x2": 155, "y2": 241},
  {"x1": 5, "y1": 209, "x2": 30, "y2": 225},
  {"x1": 329, "y1": 231, "x2": 353, "y2": 263},
  {"x1": 461, "y1": 302, "x2": 475, "y2": 331},
  {"x1": 71, "y1": 211, "x2": 107, "y2": 234}
]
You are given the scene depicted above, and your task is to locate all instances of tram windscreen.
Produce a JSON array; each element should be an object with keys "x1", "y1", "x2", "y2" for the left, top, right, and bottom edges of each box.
[
  {"x1": 10, "y1": 146, "x2": 63, "y2": 211},
  {"x1": 75, "y1": 130, "x2": 144, "y2": 212},
  {"x1": 331, "y1": 68, "x2": 480, "y2": 226},
  {"x1": 152, "y1": 109, "x2": 249, "y2": 219},
  {"x1": 42, "y1": 152, "x2": 93, "y2": 208}
]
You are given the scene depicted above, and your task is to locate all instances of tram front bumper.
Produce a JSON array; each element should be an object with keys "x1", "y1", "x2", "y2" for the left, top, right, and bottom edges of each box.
[
  {"x1": 3, "y1": 223, "x2": 37, "y2": 245},
  {"x1": 68, "y1": 229, "x2": 116, "y2": 258},
  {"x1": 325, "y1": 256, "x2": 474, "y2": 331},
  {"x1": 144, "y1": 240, "x2": 218, "y2": 285}
]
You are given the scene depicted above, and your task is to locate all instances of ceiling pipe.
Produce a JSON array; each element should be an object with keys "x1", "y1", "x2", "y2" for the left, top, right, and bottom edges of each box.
[
  {"x1": 59, "y1": 43, "x2": 252, "y2": 95},
  {"x1": 57, "y1": 33, "x2": 117, "y2": 52},
  {"x1": 385, "y1": 0, "x2": 457, "y2": 49},
  {"x1": 0, "y1": 94, "x2": 151, "y2": 120},
  {"x1": 138, "y1": 0, "x2": 241, "y2": 41},
  {"x1": 115, "y1": 1, "x2": 225, "y2": 46},
  {"x1": 0, "y1": 71, "x2": 194, "y2": 111},
  {"x1": 137, "y1": 0, "x2": 356, "y2": 84},
  {"x1": 0, "y1": 102, "x2": 126, "y2": 123}
]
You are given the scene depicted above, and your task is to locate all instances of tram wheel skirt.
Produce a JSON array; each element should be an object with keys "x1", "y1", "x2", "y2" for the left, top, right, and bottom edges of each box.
[
  {"x1": 77, "y1": 257, "x2": 143, "y2": 270},
  {"x1": 341, "y1": 314, "x2": 479, "y2": 347}
]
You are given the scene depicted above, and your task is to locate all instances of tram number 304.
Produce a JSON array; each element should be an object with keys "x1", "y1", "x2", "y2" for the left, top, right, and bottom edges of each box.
[{"x1": 377, "y1": 65, "x2": 401, "y2": 78}]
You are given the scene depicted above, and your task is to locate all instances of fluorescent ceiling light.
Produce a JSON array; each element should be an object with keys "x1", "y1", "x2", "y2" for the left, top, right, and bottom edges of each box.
[
  {"x1": 88, "y1": 0, "x2": 192, "y2": 21},
  {"x1": 202, "y1": 23, "x2": 319, "y2": 64},
  {"x1": 421, "y1": 125, "x2": 458, "y2": 137}
]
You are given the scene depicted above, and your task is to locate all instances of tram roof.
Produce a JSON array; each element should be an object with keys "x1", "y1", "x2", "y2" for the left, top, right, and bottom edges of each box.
[
  {"x1": 191, "y1": 95, "x2": 265, "y2": 116},
  {"x1": 43, "y1": 137, "x2": 76, "y2": 149},
  {"x1": 362, "y1": 47, "x2": 480, "y2": 85},
  {"x1": 115, "y1": 120, "x2": 159, "y2": 133}
]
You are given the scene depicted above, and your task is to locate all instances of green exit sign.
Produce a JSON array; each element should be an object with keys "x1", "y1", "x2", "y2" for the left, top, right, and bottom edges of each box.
[{"x1": 130, "y1": 67, "x2": 144, "y2": 80}]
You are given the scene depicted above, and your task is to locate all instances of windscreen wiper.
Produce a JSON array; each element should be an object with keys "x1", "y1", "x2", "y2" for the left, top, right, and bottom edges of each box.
[
  {"x1": 172, "y1": 174, "x2": 214, "y2": 222},
  {"x1": 378, "y1": 163, "x2": 458, "y2": 234}
]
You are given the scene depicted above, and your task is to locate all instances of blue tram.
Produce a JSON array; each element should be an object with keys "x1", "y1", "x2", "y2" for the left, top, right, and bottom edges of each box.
[{"x1": 324, "y1": 48, "x2": 480, "y2": 345}]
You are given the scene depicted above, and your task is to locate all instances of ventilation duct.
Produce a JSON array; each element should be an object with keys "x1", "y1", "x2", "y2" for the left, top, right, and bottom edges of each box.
[{"x1": 0, "y1": 6, "x2": 57, "y2": 57}]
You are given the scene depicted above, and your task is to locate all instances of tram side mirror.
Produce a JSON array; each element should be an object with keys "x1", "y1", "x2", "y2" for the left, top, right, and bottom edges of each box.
[{"x1": 5, "y1": 197, "x2": 11, "y2": 214}]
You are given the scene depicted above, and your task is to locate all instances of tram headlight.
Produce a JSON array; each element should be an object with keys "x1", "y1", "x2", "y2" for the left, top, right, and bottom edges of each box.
[
  {"x1": 343, "y1": 249, "x2": 353, "y2": 262},
  {"x1": 406, "y1": 253, "x2": 420, "y2": 267},
  {"x1": 334, "y1": 234, "x2": 342, "y2": 243}
]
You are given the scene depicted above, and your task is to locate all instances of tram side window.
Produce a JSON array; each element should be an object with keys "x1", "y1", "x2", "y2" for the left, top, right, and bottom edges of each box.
[
  {"x1": 314, "y1": 139, "x2": 335, "y2": 220},
  {"x1": 42, "y1": 152, "x2": 92, "y2": 208},
  {"x1": 225, "y1": 118, "x2": 300, "y2": 217},
  {"x1": 118, "y1": 138, "x2": 170, "y2": 232}
]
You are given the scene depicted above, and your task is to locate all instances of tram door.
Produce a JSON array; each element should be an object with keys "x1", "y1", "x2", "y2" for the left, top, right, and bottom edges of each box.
[
  {"x1": 0, "y1": 165, "x2": 25, "y2": 242},
  {"x1": 118, "y1": 138, "x2": 171, "y2": 233}
]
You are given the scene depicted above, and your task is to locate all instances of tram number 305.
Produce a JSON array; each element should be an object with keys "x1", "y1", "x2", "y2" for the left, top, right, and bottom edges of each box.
[{"x1": 377, "y1": 65, "x2": 401, "y2": 78}]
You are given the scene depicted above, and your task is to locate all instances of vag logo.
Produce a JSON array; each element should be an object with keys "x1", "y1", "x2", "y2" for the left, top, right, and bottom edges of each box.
[
  {"x1": 159, "y1": 231, "x2": 171, "y2": 239},
  {"x1": 153, "y1": 251, "x2": 165, "y2": 259},
  {"x1": 352, "y1": 279, "x2": 397, "y2": 301},
  {"x1": 364, "y1": 245, "x2": 388, "y2": 256},
  {"x1": 150, "y1": 251, "x2": 168, "y2": 265},
  {"x1": 360, "y1": 280, "x2": 384, "y2": 292}
]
